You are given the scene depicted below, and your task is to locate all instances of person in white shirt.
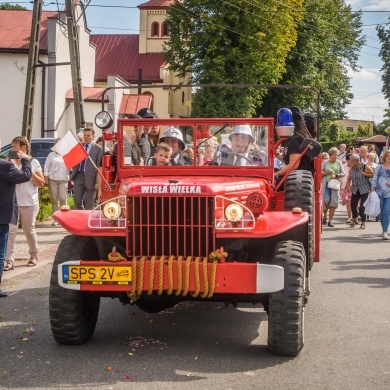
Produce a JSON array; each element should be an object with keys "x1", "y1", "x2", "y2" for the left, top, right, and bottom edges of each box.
[
  {"x1": 337, "y1": 144, "x2": 346, "y2": 162},
  {"x1": 44, "y1": 138, "x2": 70, "y2": 225},
  {"x1": 5, "y1": 136, "x2": 45, "y2": 269}
]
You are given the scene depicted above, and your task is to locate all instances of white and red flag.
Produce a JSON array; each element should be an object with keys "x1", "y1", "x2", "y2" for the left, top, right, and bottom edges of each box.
[{"x1": 51, "y1": 130, "x2": 87, "y2": 169}]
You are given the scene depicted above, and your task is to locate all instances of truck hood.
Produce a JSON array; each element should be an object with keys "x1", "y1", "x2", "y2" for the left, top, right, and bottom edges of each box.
[{"x1": 118, "y1": 176, "x2": 269, "y2": 197}]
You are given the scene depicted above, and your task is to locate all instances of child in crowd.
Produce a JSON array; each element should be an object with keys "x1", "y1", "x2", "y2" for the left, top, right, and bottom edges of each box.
[{"x1": 148, "y1": 143, "x2": 172, "y2": 166}]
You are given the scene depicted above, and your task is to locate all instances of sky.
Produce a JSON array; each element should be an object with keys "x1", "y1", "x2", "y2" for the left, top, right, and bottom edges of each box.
[{"x1": 16, "y1": 0, "x2": 390, "y2": 124}]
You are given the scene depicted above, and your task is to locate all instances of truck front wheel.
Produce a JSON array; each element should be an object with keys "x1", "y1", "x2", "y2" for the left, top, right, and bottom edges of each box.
[
  {"x1": 267, "y1": 240, "x2": 305, "y2": 356},
  {"x1": 49, "y1": 235, "x2": 100, "y2": 345}
]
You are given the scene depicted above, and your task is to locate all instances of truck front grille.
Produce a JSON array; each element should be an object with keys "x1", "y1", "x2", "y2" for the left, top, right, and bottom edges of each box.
[{"x1": 127, "y1": 196, "x2": 215, "y2": 258}]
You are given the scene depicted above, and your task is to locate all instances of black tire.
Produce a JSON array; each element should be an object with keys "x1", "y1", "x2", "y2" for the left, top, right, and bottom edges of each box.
[
  {"x1": 284, "y1": 170, "x2": 314, "y2": 270},
  {"x1": 49, "y1": 235, "x2": 101, "y2": 345},
  {"x1": 268, "y1": 241, "x2": 305, "y2": 356}
]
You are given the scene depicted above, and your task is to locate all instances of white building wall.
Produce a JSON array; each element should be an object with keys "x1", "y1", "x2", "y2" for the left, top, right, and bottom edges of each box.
[
  {"x1": 0, "y1": 53, "x2": 47, "y2": 146},
  {"x1": 0, "y1": 5, "x2": 96, "y2": 147}
]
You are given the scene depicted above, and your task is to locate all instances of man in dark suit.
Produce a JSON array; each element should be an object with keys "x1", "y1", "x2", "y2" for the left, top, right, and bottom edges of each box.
[
  {"x1": 70, "y1": 127, "x2": 103, "y2": 210},
  {"x1": 0, "y1": 140, "x2": 32, "y2": 297}
]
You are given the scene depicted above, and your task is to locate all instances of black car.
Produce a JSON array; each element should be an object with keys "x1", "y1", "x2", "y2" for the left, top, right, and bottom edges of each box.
[{"x1": 0, "y1": 138, "x2": 55, "y2": 169}]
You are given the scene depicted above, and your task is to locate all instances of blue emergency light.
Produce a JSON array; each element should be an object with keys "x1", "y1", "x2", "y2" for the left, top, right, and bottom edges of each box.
[{"x1": 275, "y1": 108, "x2": 295, "y2": 137}]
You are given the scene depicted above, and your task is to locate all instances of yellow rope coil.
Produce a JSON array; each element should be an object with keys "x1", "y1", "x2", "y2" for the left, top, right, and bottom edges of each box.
[
  {"x1": 148, "y1": 256, "x2": 156, "y2": 295},
  {"x1": 158, "y1": 255, "x2": 165, "y2": 295},
  {"x1": 182, "y1": 256, "x2": 192, "y2": 296},
  {"x1": 208, "y1": 249, "x2": 228, "y2": 262},
  {"x1": 207, "y1": 260, "x2": 219, "y2": 298},
  {"x1": 191, "y1": 257, "x2": 201, "y2": 297},
  {"x1": 127, "y1": 257, "x2": 138, "y2": 303},
  {"x1": 167, "y1": 256, "x2": 174, "y2": 295},
  {"x1": 175, "y1": 256, "x2": 183, "y2": 296},
  {"x1": 137, "y1": 256, "x2": 146, "y2": 296},
  {"x1": 108, "y1": 246, "x2": 127, "y2": 262},
  {"x1": 200, "y1": 257, "x2": 209, "y2": 298},
  {"x1": 126, "y1": 250, "x2": 227, "y2": 302}
]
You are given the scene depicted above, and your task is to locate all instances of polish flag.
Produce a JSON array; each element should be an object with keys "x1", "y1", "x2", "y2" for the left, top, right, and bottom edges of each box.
[{"x1": 51, "y1": 130, "x2": 88, "y2": 169}]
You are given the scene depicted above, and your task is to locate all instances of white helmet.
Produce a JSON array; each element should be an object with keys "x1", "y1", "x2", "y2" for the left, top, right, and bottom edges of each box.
[
  {"x1": 160, "y1": 126, "x2": 185, "y2": 150},
  {"x1": 229, "y1": 125, "x2": 254, "y2": 142}
]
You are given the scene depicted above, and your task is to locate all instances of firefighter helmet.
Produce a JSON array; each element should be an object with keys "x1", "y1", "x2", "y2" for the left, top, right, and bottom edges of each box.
[{"x1": 160, "y1": 126, "x2": 186, "y2": 151}]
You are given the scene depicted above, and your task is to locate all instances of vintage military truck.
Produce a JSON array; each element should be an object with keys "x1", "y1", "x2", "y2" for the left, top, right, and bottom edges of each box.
[{"x1": 49, "y1": 109, "x2": 322, "y2": 356}]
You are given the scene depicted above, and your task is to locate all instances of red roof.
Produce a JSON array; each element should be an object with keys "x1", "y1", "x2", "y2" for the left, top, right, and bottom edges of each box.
[
  {"x1": 90, "y1": 34, "x2": 165, "y2": 83},
  {"x1": 138, "y1": 0, "x2": 173, "y2": 9},
  {"x1": 119, "y1": 94, "x2": 152, "y2": 115},
  {"x1": 0, "y1": 10, "x2": 58, "y2": 51},
  {"x1": 66, "y1": 87, "x2": 108, "y2": 102}
]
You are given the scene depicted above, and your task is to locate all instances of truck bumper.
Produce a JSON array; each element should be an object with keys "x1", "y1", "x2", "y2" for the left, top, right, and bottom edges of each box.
[{"x1": 58, "y1": 260, "x2": 284, "y2": 295}]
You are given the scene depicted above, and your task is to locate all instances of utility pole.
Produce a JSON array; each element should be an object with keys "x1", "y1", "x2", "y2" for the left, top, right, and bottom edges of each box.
[
  {"x1": 21, "y1": 0, "x2": 43, "y2": 142},
  {"x1": 66, "y1": 0, "x2": 85, "y2": 131}
]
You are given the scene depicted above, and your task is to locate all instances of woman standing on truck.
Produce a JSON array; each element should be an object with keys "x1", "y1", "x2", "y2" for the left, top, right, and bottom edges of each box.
[{"x1": 274, "y1": 107, "x2": 317, "y2": 181}]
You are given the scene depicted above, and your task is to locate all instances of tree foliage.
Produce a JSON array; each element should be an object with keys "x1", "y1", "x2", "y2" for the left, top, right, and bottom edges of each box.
[
  {"x1": 356, "y1": 122, "x2": 371, "y2": 138},
  {"x1": 0, "y1": 3, "x2": 26, "y2": 10},
  {"x1": 259, "y1": 0, "x2": 364, "y2": 119},
  {"x1": 377, "y1": 19, "x2": 390, "y2": 116},
  {"x1": 163, "y1": 0, "x2": 305, "y2": 117}
]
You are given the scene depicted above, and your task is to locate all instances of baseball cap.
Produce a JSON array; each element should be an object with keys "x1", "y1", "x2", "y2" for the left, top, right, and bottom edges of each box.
[{"x1": 137, "y1": 108, "x2": 156, "y2": 118}]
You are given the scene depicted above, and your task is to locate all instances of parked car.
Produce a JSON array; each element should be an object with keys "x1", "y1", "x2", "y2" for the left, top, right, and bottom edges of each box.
[{"x1": 0, "y1": 138, "x2": 55, "y2": 169}]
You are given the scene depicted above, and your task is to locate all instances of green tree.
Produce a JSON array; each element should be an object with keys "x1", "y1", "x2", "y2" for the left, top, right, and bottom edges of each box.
[
  {"x1": 377, "y1": 19, "x2": 390, "y2": 113},
  {"x1": 259, "y1": 0, "x2": 364, "y2": 119},
  {"x1": 329, "y1": 123, "x2": 340, "y2": 143},
  {"x1": 163, "y1": 0, "x2": 305, "y2": 117},
  {"x1": 356, "y1": 122, "x2": 371, "y2": 138},
  {"x1": 0, "y1": 3, "x2": 26, "y2": 10}
]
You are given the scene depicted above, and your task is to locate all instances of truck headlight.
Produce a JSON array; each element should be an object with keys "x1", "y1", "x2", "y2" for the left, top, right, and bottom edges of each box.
[
  {"x1": 102, "y1": 201, "x2": 121, "y2": 220},
  {"x1": 95, "y1": 111, "x2": 113, "y2": 129},
  {"x1": 224, "y1": 203, "x2": 244, "y2": 222}
]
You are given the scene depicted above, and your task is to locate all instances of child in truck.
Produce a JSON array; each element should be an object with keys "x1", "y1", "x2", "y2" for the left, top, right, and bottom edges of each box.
[{"x1": 147, "y1": 143, "x2": 172, "y2": 166}]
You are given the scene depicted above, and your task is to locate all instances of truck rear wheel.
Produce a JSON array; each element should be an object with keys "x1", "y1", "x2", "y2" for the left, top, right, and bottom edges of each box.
[
  {"x1": 49, "y1": 235, "x2": 100, "y2": 345},
  {"x1": 268, "y1": 241, "x2": 305, "y2": 356},
  {"x1": 284, "y1": 170, "x2": 314, "y2": 270}
]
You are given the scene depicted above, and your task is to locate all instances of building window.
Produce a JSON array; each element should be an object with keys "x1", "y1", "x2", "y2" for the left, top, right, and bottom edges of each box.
[
  {"x1": 346, "y1": 126, "x2": 354, "y2": 132},
  {"x1": 182, "y1": 91, "x2": 185, "y2": 104},
  {"x1": 151, "y1": 22, "x2": 159, "y2": 37},
  {"x1": 161, "y1": 22, "x2": 169, "y2": 37}
]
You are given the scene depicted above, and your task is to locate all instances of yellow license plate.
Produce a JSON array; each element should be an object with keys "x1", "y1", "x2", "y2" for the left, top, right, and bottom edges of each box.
[{"x1": 62, "y1": 265, "x2": 132, "y2": 285}]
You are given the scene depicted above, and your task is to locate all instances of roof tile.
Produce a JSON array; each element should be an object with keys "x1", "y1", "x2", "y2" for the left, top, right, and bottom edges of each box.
[
  {"x1": 0, "y1": 10, "x2": 58, "y2": 51},
  {"x1": 90, "y1": 34, "x2": 165, "y2": 83}
]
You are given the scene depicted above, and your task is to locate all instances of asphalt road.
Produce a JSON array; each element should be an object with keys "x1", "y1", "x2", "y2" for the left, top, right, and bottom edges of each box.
[{"x1": 0, "y1": 208, "x2": 389, "y2": 390}]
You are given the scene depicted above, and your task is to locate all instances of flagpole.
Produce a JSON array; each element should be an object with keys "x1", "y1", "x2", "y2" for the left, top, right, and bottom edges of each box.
[{"x1": 69, "y1": 129, "x2": 111, "y2": 190}]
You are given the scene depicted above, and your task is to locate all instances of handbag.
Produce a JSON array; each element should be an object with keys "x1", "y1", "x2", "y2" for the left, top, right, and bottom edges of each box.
[
  {"x1": 327, "y1": 178, "x2": 340, "y2": 190},
  {"x1": 363, "y1": 191, "x2": 381, "y2": 218}
]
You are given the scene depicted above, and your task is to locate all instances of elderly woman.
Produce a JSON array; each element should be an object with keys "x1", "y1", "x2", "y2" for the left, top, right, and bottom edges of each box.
[
  {"x1": 371, "y1": 150, "x2": 390, "y2": 240},
  {"x1": 322, "y1": 147, "x2": 345, "y2": 227},
  {"x1": 346, "y1": 153, "x2": 374, "y2": 229}
]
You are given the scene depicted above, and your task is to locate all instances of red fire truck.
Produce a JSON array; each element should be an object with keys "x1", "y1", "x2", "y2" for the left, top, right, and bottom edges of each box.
[{"x1": 49, "y1": 109, "x2": 322, "y2": 356}]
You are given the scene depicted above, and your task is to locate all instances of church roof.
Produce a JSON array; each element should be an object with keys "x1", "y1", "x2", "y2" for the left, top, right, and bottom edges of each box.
[
  {"x1": 138, "y1": 0, "x2": 174, "y2": 9},
  {"x1": 90, "y1": 34, "x2": 165, "y2": 83},
  {"x1": 0, "y1": 10, "x2": 58, "y2": 52}
]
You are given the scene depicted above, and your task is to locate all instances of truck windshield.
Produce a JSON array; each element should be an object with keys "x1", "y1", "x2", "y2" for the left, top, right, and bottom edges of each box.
[{"x1": 119, "y1": 122, "x2": 269, "y2": 167}]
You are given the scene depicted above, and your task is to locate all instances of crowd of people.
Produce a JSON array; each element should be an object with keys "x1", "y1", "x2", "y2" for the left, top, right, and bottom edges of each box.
[{"x1": 319, "y1": 141, "x2": 389, "y2": 240}]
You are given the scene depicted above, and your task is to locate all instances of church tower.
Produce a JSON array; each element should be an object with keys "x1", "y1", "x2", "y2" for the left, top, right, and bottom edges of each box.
[{"x1": 138, "y1": 0, "x2": 173, "y2": 54}]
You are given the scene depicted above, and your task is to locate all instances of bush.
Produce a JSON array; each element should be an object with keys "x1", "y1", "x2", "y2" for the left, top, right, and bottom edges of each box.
[
  {"x1": 320, "y1": 142, "x2": 334, "y2": 152},
  {"x1": 37, "y1": 186, "x2": 52, "y2": 222}
]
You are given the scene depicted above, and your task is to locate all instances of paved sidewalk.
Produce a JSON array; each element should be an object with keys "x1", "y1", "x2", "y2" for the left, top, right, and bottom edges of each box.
[{"x1": 2, "y1": 218, "x2": 69, "y2": 281}]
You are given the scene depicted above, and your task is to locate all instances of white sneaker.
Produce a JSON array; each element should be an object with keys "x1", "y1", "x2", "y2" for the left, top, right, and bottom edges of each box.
[{"x1": 382, "y1": 232, "x2": 389, "y2": 240}]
